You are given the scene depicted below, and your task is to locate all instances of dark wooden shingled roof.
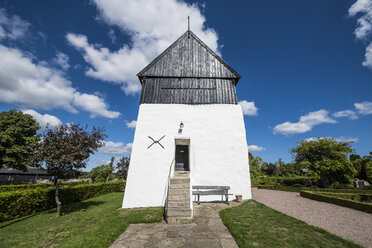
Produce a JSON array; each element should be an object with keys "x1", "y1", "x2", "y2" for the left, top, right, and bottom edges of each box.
[{"x1": 137, "y1": 30, "x2": 241, "y2": 84}]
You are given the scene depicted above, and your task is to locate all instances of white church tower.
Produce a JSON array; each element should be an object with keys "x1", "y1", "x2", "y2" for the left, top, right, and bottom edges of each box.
[{"x1": 122, "y1": 29, "x2": 251, "y2": 222}]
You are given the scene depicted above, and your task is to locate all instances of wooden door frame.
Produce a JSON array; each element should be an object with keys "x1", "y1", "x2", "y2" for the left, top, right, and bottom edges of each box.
[{"x1": 175, "y1": 138, "x2": 190, "y2": 171}]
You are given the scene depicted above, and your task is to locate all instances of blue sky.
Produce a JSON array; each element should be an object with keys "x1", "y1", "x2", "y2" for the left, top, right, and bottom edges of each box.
[{"x1": 0, "y1": 0, "x2": 371, "y2": 170}]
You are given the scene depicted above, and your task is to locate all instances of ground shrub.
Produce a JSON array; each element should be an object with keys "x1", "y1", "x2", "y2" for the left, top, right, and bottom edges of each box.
[
  {"x1": 364, "y1": 184, "x2": 372, "y2": 190},
  {"x1": 0, "y1": 181, "x2": 91, "y2": 192},
  {"x1": 252, "y1": 176, "x2": 318, "y2": 187},
  {"x1": 0, "y1": 180, "x2": 125, "y2": 222},
  {"x1": 257, "y1": 185, "x2": 308, "y2": 192},
  {"x1": 291, "y1": 183, "x2": 303, "y2": 187},
  {"x1": 300, "y1": 191, "x2": 372, "y2": 214}
]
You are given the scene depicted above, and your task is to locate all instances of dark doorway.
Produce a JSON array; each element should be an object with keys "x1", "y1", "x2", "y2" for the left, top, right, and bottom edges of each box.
[{"x1": 175, "y1": 145, "x2": 189, "y2": 171}]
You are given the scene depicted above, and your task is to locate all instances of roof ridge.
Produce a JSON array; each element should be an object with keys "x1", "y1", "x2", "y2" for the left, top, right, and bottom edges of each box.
[
  {"x1": 187, "y1": 30, "x2": 241, "y2": 79},
  {"x1": 137, "y1": 31, "x2": 189, "y2": 77},
  {"x1": 137, "y1": 30, "x2": 241, "y2": 83}
]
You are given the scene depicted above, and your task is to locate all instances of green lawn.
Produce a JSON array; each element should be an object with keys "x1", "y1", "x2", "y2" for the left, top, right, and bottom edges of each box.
[
  {"x1": 219, "y1": 200, "x2": 362, "y2": 248},
  {"x1": 0, "y1": 192, "x2": 163, "y2": 248}
]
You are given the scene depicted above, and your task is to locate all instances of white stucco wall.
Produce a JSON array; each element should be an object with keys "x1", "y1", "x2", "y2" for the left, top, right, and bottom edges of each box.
[{"x1": 122, "y1": 104, "x2": 251, "y2": 208}]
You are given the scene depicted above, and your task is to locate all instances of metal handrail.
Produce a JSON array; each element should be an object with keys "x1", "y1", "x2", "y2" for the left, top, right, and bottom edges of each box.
[{"x1": 162, "y1": 158, "x2": 175, "y2": 209}]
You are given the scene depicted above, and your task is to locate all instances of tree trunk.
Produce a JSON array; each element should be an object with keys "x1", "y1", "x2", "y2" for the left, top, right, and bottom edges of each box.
[{"x1": 54, "y1": 178, "x2": 62, "y2": 217}]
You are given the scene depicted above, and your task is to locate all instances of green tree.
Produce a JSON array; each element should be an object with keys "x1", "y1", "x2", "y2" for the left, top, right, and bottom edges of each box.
[
  {"x1": 291, "y1": 138, "x2": 356, "y2": 184},
  {"x1": 351, "y1": 152, "x2": 372, "y2": 183},
  {"x1": 366, "y1": 161, "x2": 372, "y2": 183},
  {"x1": 90, "y1": 156, "x2": 115, "y2": 183},
  {"x1": 249, "y1": 152, "x2": 263, "y2": 178},
  {"x1": 0, "y1": 109, "x2": 40, "y2": 171},
  {"x1": 116, "y1": 156, "x2": 130, "y2": 180},
  {"x1": 261, "y1": 162, "x2": 278, "y2": 176},
  {"x1": 32, "y1": 123, "x2": 106, "y2": 217}
]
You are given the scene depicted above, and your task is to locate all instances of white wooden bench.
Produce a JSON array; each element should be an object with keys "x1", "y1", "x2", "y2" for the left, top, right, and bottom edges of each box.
[{"x1": 192, "y1": 186, "x2": 232, "y2": 204}]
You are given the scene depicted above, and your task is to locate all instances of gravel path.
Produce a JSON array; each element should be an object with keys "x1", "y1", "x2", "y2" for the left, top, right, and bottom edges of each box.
[{"x1": 252, "y1": 188, "x2": 372, "y2": 248}]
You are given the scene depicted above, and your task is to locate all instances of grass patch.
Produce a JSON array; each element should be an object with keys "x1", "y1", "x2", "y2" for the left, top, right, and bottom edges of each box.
[
  {"x1": 0, "y1": 192, "x2": 163, "y2": 248},
  {"x1": 219, "y1": 200, "x2": 361, "y2": 248}
]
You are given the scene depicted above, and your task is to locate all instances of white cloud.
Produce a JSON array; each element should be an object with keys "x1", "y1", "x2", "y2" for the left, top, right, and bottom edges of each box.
[
  {"x1": 273, "y1": 110, "x2": 337, "y2": 135},
  {"x1": 0, "y1": 44, "x2": 120, "y2": 119},
  {"x1": 349, "y1": 0, "x2": 372, "y2": 39},
  {"x1": 73, "y1": 93, "x2": 120, "y2": 119},
  {"x1": 22, "y1": 109, "x2": 62, "y2": 129},
  {"x1": 349, "y1": 0, "x2": 372, "y2": 68},
  {"x1": 94, "y1": 157, "x2": 110, "y2": 166},
  {"x1": 107, "y1": 29, "x2": 116, "y2": 44},
  {"x1": 248, "y1": 145, "x2": 265, "y2": 152},
  {"x1": 53, "y1": 52, "x2": 70, "y2": 70},
  {"x1": 305, "y1": 136, "x2": 358, "y2": 143},
  {"x1": 66, "y1": 33, "x2": 145, "y2": 94},
  {"x1": 126, "y1": 120, "x2": 137, "y2": 129},
  {"x1": 0, "y1": 8, "x2": 30, "y2": 41},
  {"x1": 67, "y1": 0, "x2": 219, "y2": 94},
  {"x1": 98, "y1": 141, "x2": 132, "y2": 155},
  {"x1": 332, "y1": 110, "x2": 358, "y2": 120},
  {"x1": 336, "y1": 136, "x2": 359, "y2": 143},
  {"x1": 363, "y1": 41, "x2": 372, "y2": 68},
  {"x1": 239, "y1": 100, "x2": 258, "y2": 116},
  {"x1": 354, "y1": 101, "x2": 372, "y2": 114}
]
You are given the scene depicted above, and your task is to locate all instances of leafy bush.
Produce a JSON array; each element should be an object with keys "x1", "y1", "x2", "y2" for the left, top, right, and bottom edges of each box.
[
  {"x1": 252, "y1": 176, "x2": 318, "y2": 187},
  {"x1": 316, "y1": 192, "x2": 372, "y2": 202},
  {"x1": 0, "y1": 181, "x2": 125, "y2": 222},
  {"x1": 291, "y1": 183, "x2": 303, "y2": 188},
  {"x1": 257, "y1": 185, "x2": 307, "y2": 192},
  {"x1": 300, "y1": 190, "x2": 372, "y2": 214},
  {"x1": 0, "y1": 181, "x2": 90, "y2": 192},
  {"x1": 365, "y1": 184, "x2": 372, "y2": 190}
]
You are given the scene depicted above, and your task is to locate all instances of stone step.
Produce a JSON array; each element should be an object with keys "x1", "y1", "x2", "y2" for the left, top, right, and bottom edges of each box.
[
  {"x1": 170, "y1": 178, "x2": 190, "y2": 184},
  {"x1": 168, "y1": 193, "x2": 190, "y2": 201},
  {"x1": 166, "y1": 208, "x2": 192, "y2": 217},
  {"x1": 174, "y1": 171, "x2": 189, "y2": 175},
  {"x1": 167, "y1": 201, "x2": 189, "y2": 208},
  {"x1": 169, "y1": 183, "x2": 189, "y2": 189},
  {"x1": 168, "y1": 188, "x2": 189, "y2": 194},
  {"x1": 167, "y1": 217, "x2": 193, "y2": 225}
]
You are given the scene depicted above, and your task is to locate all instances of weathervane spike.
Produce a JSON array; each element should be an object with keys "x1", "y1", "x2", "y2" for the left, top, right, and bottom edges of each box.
[{"x1": 188, "y1": 16, "x2": 190, "y2": 38}]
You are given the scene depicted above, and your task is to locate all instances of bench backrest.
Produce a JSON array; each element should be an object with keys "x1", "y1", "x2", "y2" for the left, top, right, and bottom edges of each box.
[{"x1": 192, "y1": 186, "x2": 230, "y2": 190}]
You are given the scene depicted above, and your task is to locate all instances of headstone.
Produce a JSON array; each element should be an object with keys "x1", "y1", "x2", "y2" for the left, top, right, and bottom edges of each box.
[
  {"x1": 303, "y1": 178, "x2": 313, "y2": 187},
  {"x1": 321, "y1": 176, "x2": 330, "y2": 188},
  {"x1": 356, "y1": 179, "x2": 370, "y2": 189}
]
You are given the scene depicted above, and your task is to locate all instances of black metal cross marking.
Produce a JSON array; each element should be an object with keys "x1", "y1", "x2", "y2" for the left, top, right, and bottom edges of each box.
[{"x1": 147, "y1": 135, "x2": 165, "y2": 149}]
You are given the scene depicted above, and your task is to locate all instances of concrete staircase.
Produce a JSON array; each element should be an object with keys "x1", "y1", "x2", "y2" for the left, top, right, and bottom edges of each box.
[{"x1": 166, "y1": 171, "x2": 192, "y2": 224}]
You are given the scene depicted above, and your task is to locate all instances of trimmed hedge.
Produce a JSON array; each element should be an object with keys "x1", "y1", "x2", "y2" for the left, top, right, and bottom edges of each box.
[
  {"x1": 257, "y1": 185, "x2": 312, "y2": 192},
  {"x1": 257, "y1": 185, "x2": 372, "y2": 193},
  {"x1": 0, "y1": 181, "x2": 91, "y2": 192},
  {"x1": 0, "y1": 181, "x2": 125, "y2": 222},
  {"x1": 252, "y1": 176, "x2": 318, "y2": 187},
  {"x1": 316, "y1": 192, "x2": 372, "y2": 202},
  {"x1": 300, "y1": 190, "x2": 372, "y2": 214},
  {"x1": 306, "y1": 188, "x2": 372, "y2": 193}
]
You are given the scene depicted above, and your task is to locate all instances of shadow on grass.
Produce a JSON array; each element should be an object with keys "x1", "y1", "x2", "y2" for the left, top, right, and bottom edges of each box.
[
  {"x1": 0, "y1": 213, "x2": 41, "y2": 229},
  {"x1": 45, "y1": 200, "x2": 105, "y2": 215},
  {"x1": 1, "y1": 200, "x2": 104, "y2": 229}
]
